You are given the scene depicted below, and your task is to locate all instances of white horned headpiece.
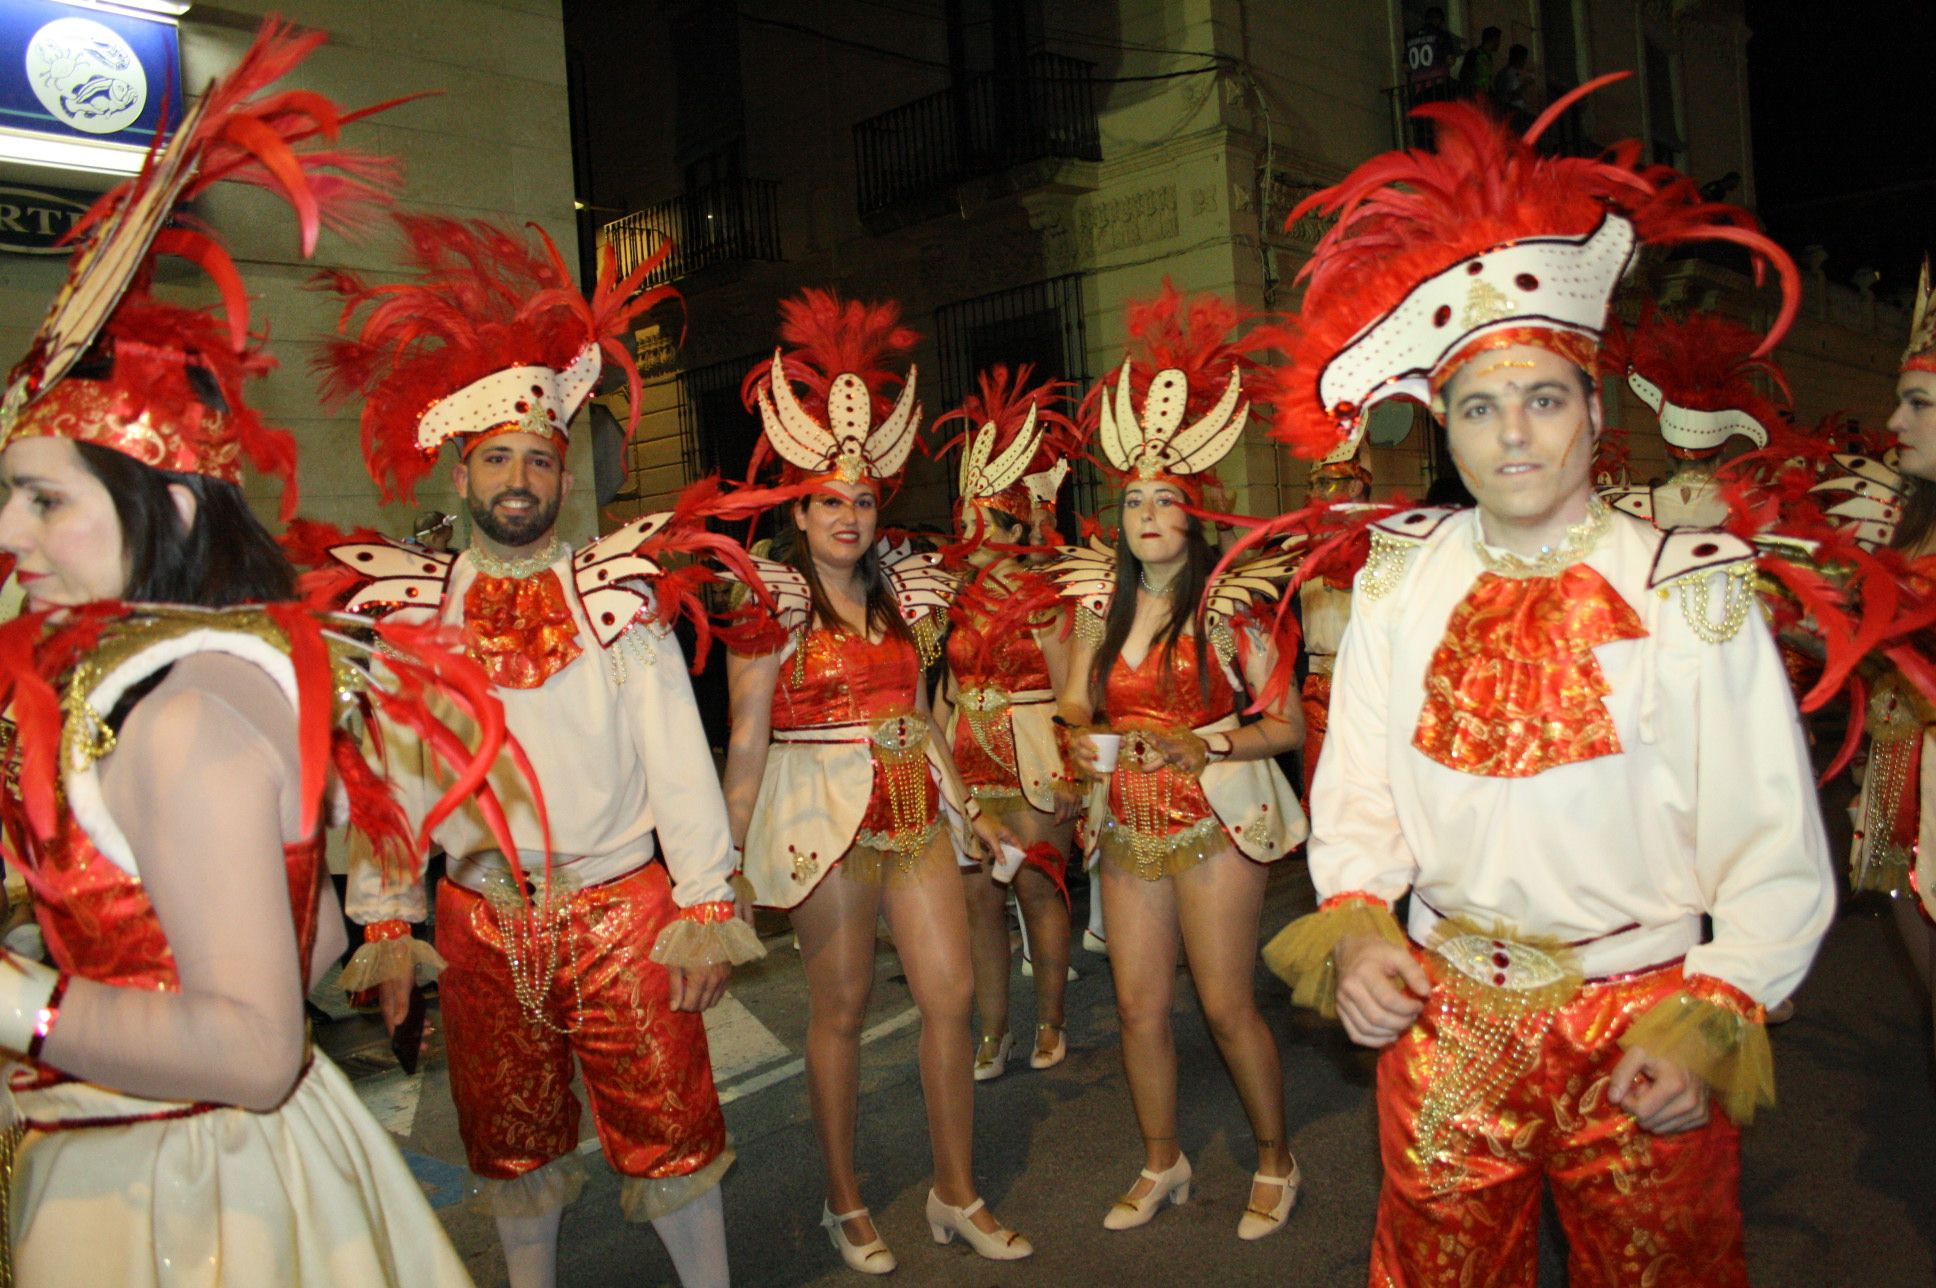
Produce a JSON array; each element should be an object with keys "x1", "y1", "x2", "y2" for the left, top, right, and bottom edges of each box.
[
  {"x1": 744, "y1": 289, "x2": 923, "y2": 489},
  {"x1": 1091, "y1": 281, "x2": 1272, "y2": 502}
]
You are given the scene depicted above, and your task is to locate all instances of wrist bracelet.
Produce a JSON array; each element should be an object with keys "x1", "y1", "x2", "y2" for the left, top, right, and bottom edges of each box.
[{"x1": 27, "y1": 971, "x2": 68, "y2": 1061}]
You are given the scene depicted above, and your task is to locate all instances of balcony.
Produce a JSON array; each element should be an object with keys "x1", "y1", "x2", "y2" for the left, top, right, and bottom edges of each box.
[
  {"x1": 1384, "y1": 76, "x2": 1598, "y2": 158},
  {"x1": 601, "y1": 178, "x2": 783, "y2": 289},
  {"x1": 853, "y1": 51, "x2": 1102, "y2": 228}
]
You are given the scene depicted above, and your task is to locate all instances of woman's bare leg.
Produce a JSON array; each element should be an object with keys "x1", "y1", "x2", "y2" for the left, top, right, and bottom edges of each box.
[
  {"x1": 1174, "y1": 850, "x2": 1292, "y2": 1206},
  {"x1": 880, "y1": 837, "x2": 1011, "y2": 1233},
  {"x1": 964, "y1": 862, "x2": 1013, "y2": 1051},
  {"x1": 1101, "y1": 861, "x2": 1183, "y2": 1194},
  {"x1": 789, "y1": 869, "x2": 888, "y2": 1245}
]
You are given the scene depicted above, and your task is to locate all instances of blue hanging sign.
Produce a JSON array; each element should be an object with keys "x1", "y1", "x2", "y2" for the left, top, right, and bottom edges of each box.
[{"x1": 0, "y1": 1, "x2": 182, "y2": 155}]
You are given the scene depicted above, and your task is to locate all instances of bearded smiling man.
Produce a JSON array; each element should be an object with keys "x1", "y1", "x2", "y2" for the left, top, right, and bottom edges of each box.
[
  {"x1": 322, "y1": 220, "x2": 762, "y2": 1288},
  {"x1": 460, "y1": 432, "x2": 568, "y2": 553}
]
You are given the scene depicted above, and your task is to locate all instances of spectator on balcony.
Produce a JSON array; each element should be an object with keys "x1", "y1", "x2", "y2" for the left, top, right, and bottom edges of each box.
[
  {"x1": 1404, "y1": 8, "x2": 1462, "y2": 100},
  {"x1": 1457, "y1": 26, "x2": 1501, "y2": 99},
  {"x1": 1493, "y1": 44, "x2": 1536, "y2": 128}
]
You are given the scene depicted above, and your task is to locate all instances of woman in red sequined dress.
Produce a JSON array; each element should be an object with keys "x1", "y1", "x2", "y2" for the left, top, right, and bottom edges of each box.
[
  {"x1": 0, "y1": 24, "x2": 481, "y2": 1282},
  {"x1": 1052, "y1": 288, "x2": 1308, "y2": 1242},
  {"x1": 933, "y1": 368, "x2": 1081, "y2": 1080},
  {"x1": 720, "y1": 293, "x2": 1033, "y2": 1275}
]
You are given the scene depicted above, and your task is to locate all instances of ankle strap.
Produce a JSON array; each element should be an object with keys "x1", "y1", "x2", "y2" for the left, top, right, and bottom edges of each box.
[{"x1": 826, "y1": 1204, "x2": 870, "y2": 1222}]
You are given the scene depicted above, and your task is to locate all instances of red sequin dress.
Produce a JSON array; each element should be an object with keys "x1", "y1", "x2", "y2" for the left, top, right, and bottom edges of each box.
[
  {"x1": 945, "y1": 595, "x2": 1062, "y2": 817},
  {"x1": 2, "y1": 640, "x2": 473, "y2": 1287},
  {"x1": 1097, "y1": 635, "x2": 1239, "y2": 878},
  {"x1": 745, "y1": 626, "x2": 942, "y2": 905}
]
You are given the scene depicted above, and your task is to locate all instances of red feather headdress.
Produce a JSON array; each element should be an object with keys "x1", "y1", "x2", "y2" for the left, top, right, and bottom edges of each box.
[
  {"x1": 1086, "y1": 280, "x2": 1277, "y2": 503},
  {"x1": 935, "y1": 364, "x2": 1082, "y2": 552},
  {"x1": 1602, "y1": 307, "x2": 1791, "y2": 460},
  {"x1": 740, "y1": 289, "x2": 924, "y2": 493},
  {"x1": 315, "y1": 215, "x2": 674, "y2": 504},
  {"x1": 1265, "y1": 72, "x2": 1799, "y2": 463},
  {"x1": 0, "y1": 19, "x2": 402, "y2": 522}
]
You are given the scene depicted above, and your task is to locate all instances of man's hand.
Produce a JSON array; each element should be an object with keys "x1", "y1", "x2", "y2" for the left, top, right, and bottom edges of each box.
[
  {"x1": 1334, "y1": 933, "x2": 1430, "y2": 1048},
  {"x1": 1608, "y1": 1045, "x2": 1711, "y2": 1134},
  {"x1": 667, "y1": 963, "x2": 731, "y2": 1013},
  {"x1": 377, "y1": 974, "x2": 413, "y2": 1034}
]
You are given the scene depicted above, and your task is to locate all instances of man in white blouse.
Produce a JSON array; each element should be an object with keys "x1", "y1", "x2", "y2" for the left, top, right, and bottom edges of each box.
[{"x1": 1263, "y1": 87, "x2": 1833, "y2": 1288}]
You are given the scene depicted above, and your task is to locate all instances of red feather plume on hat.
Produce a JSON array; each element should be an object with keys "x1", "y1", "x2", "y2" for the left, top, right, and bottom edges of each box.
[
  {"x1": 1264, "y1": 73, "x2": 1800, "y2": 463},
  {"x1": 315, "y1": 215, "x2": 674, "y2": 503},
  {"x1": 739, "y1": 289, "x2": 922, "y2": 488}
]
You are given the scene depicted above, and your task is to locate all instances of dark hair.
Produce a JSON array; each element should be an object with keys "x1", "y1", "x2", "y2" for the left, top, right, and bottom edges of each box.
[
  {"x1": 776, "y1": 495, "x2": 911, "y2": 645},
  {"x1": 1482, "y1": 25, "x2": 1502, "y2": 42},
  {"x1": 1087, "y1": 508, "x2": 1217, "y2": 715},
  {"x1": 1507, "y1": 44, "x2": 1529, "y2": 66},
  {"x1": 74, "y1": 440, "x2": 297, "y2": 606},
  {"x1": 1893, "y1": 478, "x2": 1936, "y2": 554}
]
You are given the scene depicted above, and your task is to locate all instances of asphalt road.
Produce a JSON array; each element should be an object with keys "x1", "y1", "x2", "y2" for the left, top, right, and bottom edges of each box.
[{"x1": 318, "y1": 859, "x2": 1936, "y2": 1288}]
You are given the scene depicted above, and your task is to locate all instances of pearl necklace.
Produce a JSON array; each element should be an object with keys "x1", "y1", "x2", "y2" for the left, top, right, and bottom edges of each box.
[{"x1": 469, "y1": 535, "x2": 562, "y2": 580}]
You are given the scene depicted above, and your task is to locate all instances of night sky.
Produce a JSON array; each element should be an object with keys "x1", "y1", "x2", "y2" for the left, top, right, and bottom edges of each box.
[{"x1": 1746, "y1": 0, "x2": 1936, "y2": 302}]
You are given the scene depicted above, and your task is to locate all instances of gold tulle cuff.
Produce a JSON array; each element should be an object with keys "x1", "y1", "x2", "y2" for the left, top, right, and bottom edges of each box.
[
  {"x1": 467, "y1": 1152, "x2": 588, "y2": 1218},
  {"x1": 649, "y1": 913, "x2": 767, "y2": 968},
  {"x1": 1618, "y1": 978, "x2": 1773, "y2": 1125},
  {"x1": 618, "y1": 1147, "x2": 736, "y2": 1222},
  {"x1": 1262, "y1": 893, "x2": 1405, "y2": 1016},
  {"x1": 1096, "y1": 814, "x2": 1227, "y2": 881},
  {"x1": 338, "y1": 935, "x2": 446, "y2": 992}
]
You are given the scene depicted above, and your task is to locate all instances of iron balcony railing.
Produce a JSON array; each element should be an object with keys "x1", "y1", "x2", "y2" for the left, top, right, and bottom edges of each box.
[
  {"x1": 853, "y1": 51, "x2": 1102, "y2": 220},
  {"x1": 601, "y1": 178, "x2": 782, "y2": 288},
  {"x1": 1384, "y1": 76, "x2": 1597, "y2": 158}
]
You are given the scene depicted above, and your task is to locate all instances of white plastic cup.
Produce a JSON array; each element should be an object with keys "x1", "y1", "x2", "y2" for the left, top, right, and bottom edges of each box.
[
  {"x1": 1087, "y1": 731, "x2": 1122, "y2": 773},
  {"x1": 993, "y1": 841, "x2": 1027, "y2": 884}
]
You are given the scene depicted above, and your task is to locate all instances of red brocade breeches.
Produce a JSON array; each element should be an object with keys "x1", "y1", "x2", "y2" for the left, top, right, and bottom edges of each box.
[
  {"x1": 1368, "y1": 959, "x2": 1746, "y2": 1288},
  {"x1": 435, "y1": 863, "x2": 728, "y2": 1182},
  {"x1": 1300, "y1": 670, "x2": 1332, "y2": 803}
]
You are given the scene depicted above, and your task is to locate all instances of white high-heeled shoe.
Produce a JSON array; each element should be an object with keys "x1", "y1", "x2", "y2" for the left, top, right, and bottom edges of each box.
[
  {"x1": 1102, "y1": 1153, "x2": 1192, "y2": 1230},
  {"x1": 925, "y1": 1190, "x2": 1033, "y2": 1260},
  {"x1": 972, "y1": 1032, "x2": 1014, "y2": 1082},
  {"x1": 821, "y1": 1202, "x2": 895, "y2": 1275},
  {"x1": 1236, "y1": 1159, "x2": 1301, "y2": 1240},
  {"x1": 1028, "y1": 1022, "x2": 1066, "y2": 1070}
]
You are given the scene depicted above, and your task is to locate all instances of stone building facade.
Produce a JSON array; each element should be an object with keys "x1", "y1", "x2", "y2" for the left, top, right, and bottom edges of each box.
[
  {"x1": 0, "y1": 0, "x2": 588, "y2": 540},
  {"x1": 579, "y1": 0, "x2": 1903, "y2": 533}
]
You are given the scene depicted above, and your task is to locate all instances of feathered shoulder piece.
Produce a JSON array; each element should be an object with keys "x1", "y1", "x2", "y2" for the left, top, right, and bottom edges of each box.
[
  {"x1": 715, "y1": 537, "x2": 955, "y2": 667},
  {"x1": 1265, "y1": 72, "x2": 1799, "y2": 463},
  {"x1": 1088, "y1": 281, "x2": 1275, "y2": 497},
  {"x1": 741, "y1": 290, "x2": 923, "y2": 490},
  {"x1": 1603, "y1": 307, "x2": 1790, "y2": 456},
  {"x1": 945, "y1": 562, "x2": 1066, "y2": 679},
  {"x1": 0, "y1": 19, "x2": 403, "y2": 521},
  {"x1": 1808, "y1": 451, "x2": 1904, "y2": 550},
  {"x1": 0, "y1": 601, "x2": 536, "y2": 892},
  {"x1": 315, "y1": 214, "x2": 674, "y2": 503}
]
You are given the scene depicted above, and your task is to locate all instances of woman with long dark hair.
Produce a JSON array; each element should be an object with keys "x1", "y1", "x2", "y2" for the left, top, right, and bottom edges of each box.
[
  {"x1": 720, "y1": 293, "x2": 1032, "y2": 1274},
  {"x1": 1052, "y1": 289, "x2": 1307, "y2": 1241},
  {"x1": 0, "y1": 24, "x2": 486, "y2": 1283}
]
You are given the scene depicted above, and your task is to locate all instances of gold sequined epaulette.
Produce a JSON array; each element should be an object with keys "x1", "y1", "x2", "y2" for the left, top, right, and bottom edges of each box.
[
  {"x1": 57, "y1": 606, "x2": 369, "y2": 774},
  {"x1": 910, "y1": 609, "x2": 945, "y2": 670},
  {"x1": 1359, "y1": 528, "x2": 1416, "y2": 601},
  {"x1": 1075, "y1": 603, "x2": 1107, "y2": 647}
]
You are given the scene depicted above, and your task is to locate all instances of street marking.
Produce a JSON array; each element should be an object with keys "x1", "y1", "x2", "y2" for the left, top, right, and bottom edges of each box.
[
  {"x1": 359, "y1": 1067, "x2": 425, "y2": 1139},
  {"x1": 702, "y1": 993, "x2": 791, "y2": 1082},
  {"x1": 714, "y1": 1002, "x2": 922, "y2": 1106}
]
